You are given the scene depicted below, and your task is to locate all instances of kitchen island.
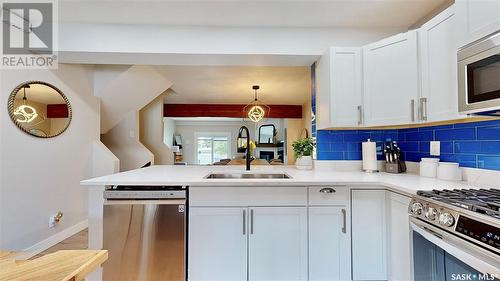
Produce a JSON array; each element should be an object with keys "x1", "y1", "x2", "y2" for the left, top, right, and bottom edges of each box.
[{"x1": 81, "y1": 164, "x2": 497, "y2": 281}]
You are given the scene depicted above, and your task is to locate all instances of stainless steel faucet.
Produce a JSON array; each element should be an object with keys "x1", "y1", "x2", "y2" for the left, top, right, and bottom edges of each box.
[{"x1": 238, "y1": 126, "x2": 251, "y2": 171}]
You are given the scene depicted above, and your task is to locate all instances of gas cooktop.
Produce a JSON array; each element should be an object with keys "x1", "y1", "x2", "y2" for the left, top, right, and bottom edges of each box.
[
  {"x1": 417, "y1": 188, "x2": 500, "y2": 219},
  {"x1": 410, "y1": 188, "x2": 500, "y2": 254}
]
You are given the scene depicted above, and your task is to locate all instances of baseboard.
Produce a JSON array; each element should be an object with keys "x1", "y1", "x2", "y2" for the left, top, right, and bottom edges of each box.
[{"x1": 20, "y1": 219, "x2": 88, "y2": 259}]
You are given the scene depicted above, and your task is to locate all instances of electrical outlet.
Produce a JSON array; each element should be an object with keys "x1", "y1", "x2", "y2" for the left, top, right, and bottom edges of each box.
[
  {"x1": 430, "y1": 141, "x2": 440, "y2": 156},
  {"x1": 49, "y1": 216, "x2": 57, "y2": 228}
]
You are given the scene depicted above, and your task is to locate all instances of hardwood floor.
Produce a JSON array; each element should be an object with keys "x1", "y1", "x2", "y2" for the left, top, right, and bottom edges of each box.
[{"x1": 31, "y1": 229, "x2": 88, "y2": 259}]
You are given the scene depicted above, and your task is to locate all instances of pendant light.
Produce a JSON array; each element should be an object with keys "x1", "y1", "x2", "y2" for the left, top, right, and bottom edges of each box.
[
  {"x1": 14, "y1": 85, "x2": 38, "y2": 123},
  {"x1": 243, "y1": 85, "x2": 270, "y2": 123}
]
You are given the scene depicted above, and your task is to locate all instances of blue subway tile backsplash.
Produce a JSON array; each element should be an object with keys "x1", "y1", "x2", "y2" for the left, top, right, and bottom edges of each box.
[{"x1": 316, "y1": 119, "x2": 500, "y2": 171}]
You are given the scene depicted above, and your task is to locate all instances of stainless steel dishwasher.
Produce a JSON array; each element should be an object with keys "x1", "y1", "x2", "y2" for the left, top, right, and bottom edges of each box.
[{"x1": 103, "y1": 185, "x2": 187, "y2": 281}]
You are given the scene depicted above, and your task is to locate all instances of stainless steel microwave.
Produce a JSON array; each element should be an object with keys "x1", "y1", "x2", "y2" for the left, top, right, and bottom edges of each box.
[{"x1": 458, "y1": 31, "x2": 500, "y2": 115}]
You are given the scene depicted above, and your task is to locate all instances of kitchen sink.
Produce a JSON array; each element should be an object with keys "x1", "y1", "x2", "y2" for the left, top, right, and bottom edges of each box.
[{"x1": 204, "y1": 173, "x2": 292, "y2": 179}]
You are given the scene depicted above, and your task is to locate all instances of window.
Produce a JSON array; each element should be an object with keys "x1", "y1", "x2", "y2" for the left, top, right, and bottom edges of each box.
[{"x1": 195, "y1": 134, "x2": 230, "y2": 165}]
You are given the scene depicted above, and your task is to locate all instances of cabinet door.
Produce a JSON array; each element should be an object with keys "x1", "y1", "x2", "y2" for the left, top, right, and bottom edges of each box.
[
  {"x1": 351, "y1": 189, "x2": 387, "y2": 280},
  {"x1": 331, "y1": 48, "x2": 363, "y2": 127},
  {"x1": 387, "y1": 192, "x2": 412, "y2": 281},
  {"x1": 316, "y1": 47, "x2": 363, "y2": 129},
  {"x1": 248, "y1": 207, "x2": 308, "y2": 281},
  {"x1": 309, "y1": 207, "x2": 350, "y2": 281},
  {"x1": 316, "y1": 47, "x2": 334, "y2": 129},
  {"x1": 188, "y1": 207, "x2": 247, "y2": 281},
  {"x1": 363, "y1": 31, "x2": 419, "y2": 126},
  {"x1": 419, "y1": 5, "x2": 464, "y2": 122},
  {"x1": 456, "y1": 0, "x2": 500, "y2": 47}
]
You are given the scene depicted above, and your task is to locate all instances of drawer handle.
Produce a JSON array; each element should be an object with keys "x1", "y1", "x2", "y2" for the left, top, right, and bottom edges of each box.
[{"x1": 319, "y1": 188, "x2": 336, "y2": 194}]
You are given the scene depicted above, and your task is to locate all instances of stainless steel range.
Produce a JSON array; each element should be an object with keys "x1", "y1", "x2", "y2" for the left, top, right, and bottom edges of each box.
[{"x1": 409, "y1": 188, "x2": 500, "y2": 279}]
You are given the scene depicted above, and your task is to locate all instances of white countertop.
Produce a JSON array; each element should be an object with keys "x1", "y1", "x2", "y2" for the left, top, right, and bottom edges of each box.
[{"x1": 80, "y1": 164, "x2": 491, "y2": 196}]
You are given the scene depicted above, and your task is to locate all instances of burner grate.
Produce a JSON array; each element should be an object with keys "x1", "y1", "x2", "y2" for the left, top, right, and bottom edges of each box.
[{"x1": 417, "y1": 188, "x2": 500, "y2": 219}]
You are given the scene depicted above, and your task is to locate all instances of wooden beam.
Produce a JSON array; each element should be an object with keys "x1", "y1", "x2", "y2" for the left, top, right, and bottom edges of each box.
[
  {"x1": 164, "y1": 104, "x2": 302, "y2": 119},
  {"x1": 46, "y1": 104, "x2": 69, "y2": 118}
]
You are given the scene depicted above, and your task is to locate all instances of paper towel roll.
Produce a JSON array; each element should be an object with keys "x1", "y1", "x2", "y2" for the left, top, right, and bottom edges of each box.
[{"x1": 362, "y1": 140, "x2": 378, "y2": 172}]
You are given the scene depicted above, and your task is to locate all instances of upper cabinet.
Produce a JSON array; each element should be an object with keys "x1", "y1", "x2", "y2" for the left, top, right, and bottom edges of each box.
[
  {"x1": 315, "y1": 2, "x2": 495, "y2": 128},
  {"x1": 455, "y1": 0, "x2": 500, "y2": 47},
  {"x1": 316, "y1": 47, "x2": 363, "y2": 129},
  {"x1": 363, "y1": 31, "x2": 419, "y2": 126},
  {"x1": 419, "y1": 5, "x2": 465, "y2": 122}
]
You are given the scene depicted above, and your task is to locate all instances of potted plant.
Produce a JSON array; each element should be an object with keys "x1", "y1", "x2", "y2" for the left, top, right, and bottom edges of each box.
[{"x1": 292, "y1": 137, "x2": 314, "y2": 170}]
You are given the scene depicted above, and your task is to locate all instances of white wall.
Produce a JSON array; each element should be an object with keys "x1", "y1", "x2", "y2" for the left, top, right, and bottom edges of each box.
[
  {"x1": 101, "y1": 111, "x2": 154, "y2": 171},
  {"x1": 0, "y1": 64, "x2": 100, "y2": 251},
  {"x1": 140, "y1": 96, "x2": 174, "y2": 165},
  {"x1": 59, "y1": 24, "x2": 404, "y2": 65},
  {"x1": 171, "y1": 118, "x2": 284, "y2": 165},
  {"x1": 94, "y1": 65, "x2": 173, "y2": 133},
  {"x1": 164, "y1": 118, "x2": 176, "y2": 147}
]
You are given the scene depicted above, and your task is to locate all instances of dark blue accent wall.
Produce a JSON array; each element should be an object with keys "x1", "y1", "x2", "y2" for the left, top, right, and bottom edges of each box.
[{"x1": 317, "y1": 120, "x2": 500, "y2": 171}]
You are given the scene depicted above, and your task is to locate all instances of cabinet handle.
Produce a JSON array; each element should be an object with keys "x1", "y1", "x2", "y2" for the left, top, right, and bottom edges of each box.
[
  {"x1": 357, "y1": 105, "x2": 363, "y2": 126},
  {"x1": 420, "y1": 97, "x2": 428, "y2": 121},
  {"x1": 319, "y1": 187, "x2": 336, "y2": 194},
  {"x1": 411, "y1": 99, "x2": 416, "y2": 122},
  {"x1": 342, "y1": 209, "x2": 347, "y2": 234},
  {"x1": 243, "y1": 209, "x2": 246, "y2": 235},
  {"x1": 250, "y1": 209, "x2": 254, "y2": 234}
]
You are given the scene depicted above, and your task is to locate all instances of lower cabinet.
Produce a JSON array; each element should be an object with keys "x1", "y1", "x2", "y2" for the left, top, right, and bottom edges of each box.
[
  {"x1": 309, "y1": 206, "x2": 350, "y2": 281},
  {"x1": 351, "y1": 190, "x2": 388, "y2": 281},
  {"x1": 387, "y1": 192, "x2": 412, "y2": 281},
  {"x1": 249, "y1": 207, "x2": 308, "y2": 281},
  {"x1": 188, "y1": 207, "x2": 248, "y2": 281},
  {"x1": 351, "y1": 189, "x2": 412, "y2": 281},
  {"x1": 189, "y1": 187, "x2": 412, "y2": 281},
  {"x1": 188, "y1": 206, "x2": 307, "y2": 281}
]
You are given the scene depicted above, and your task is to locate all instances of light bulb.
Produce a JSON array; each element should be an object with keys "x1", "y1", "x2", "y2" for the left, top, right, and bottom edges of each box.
[
  {"x1": 248, "y1": 105, "x2": 265, "y2": 122},
  {"x1": 14, "y1": 105, "x2": 38, "y2": 123}
]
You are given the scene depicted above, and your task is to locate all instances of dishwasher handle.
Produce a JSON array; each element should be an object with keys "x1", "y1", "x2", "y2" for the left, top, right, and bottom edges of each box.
[
  {"x1": 104, "y1": 189, "x2": 186, "y2": 200},
  {"x1": 104, "y1": 199, "x2": 186, "y2": 205}
]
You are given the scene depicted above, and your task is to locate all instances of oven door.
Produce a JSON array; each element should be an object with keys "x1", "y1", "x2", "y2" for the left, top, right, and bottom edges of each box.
[
  {"x1": 458, "y1": 32, "x2": 500, "y2": 115},
  {"x1": 411, "y1": 217, "x2": 500, "y2": 281}
]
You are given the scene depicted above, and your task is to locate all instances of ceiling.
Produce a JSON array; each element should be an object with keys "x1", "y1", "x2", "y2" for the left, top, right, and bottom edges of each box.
[
  {"x1": 59, "y1": 0, "x2": 451, "y2": 28},
  {"x1": 14, "y1": 84, "x2": 66, "y2": 104},
  {"x1": 158, "y1": 65, "x2": 310, "y2": 105}
]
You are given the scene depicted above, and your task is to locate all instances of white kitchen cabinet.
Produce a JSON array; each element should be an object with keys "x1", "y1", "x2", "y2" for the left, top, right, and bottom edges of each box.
[
  {"x1": 455, "y1": 0, "x2": 500, "y2": 47},
  {"x1": 248, "y1": 207, "x2": 308, "y2": 281},
  {"x1": 309, "y1": 207, "x2": 350, "y2": 281},
  {"x1": 419, "y1": 5, "x2": 464, "y2": 122},
  {"x1": 188, "y1": 207, "x2": 248, "y2": 281},
  {"x1": 351, "y1": 189, "x2": 387, "y2": 280},
  {"x1": 386, "y1": 192, "x2": 412, "y2": 281},
  {"x1": 316, "y1": 47, "x2": 363, "y2": 129},
  {"x1": 363, "y1": 31, "x2": 419, "y2": 126}
]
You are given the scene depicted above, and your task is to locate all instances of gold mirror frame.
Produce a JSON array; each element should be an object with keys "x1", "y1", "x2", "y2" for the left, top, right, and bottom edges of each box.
[{"x1": 7, "y1": 81, "x2": 72, "y2": 138}]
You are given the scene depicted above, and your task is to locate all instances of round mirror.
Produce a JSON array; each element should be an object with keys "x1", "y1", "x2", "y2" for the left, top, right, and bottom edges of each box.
[{"x1": 7, "y1": 81, "x2": 72, "y2": 138}]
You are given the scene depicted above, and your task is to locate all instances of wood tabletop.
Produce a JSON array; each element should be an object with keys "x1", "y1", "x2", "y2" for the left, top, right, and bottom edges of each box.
[{"x1": 0, "y1": 250, "x2": 107, "y2": 281}]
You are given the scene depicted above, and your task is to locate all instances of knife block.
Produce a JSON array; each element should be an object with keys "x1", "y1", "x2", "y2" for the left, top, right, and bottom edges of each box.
[{"x1": 385, "y1": 160, "x2": 406, "y2": 174}]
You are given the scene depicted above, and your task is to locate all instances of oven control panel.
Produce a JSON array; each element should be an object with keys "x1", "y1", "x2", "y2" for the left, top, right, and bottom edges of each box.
[
  {"x1": 456, "y1": 215, "x2": 500, "y2": 250},
  {"x1": 409, "y1": 198, "x2": 500, "y2": 254}
]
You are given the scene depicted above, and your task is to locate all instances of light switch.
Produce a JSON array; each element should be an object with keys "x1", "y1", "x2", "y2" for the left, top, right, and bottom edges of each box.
[{"x1": 430, "y1": 141, "x2": 440, "y2": 156}]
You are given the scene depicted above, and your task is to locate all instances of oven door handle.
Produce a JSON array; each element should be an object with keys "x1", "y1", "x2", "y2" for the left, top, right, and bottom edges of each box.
[{"x1": 410, "y1": 218, "x2": 500, "y2": 276}]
